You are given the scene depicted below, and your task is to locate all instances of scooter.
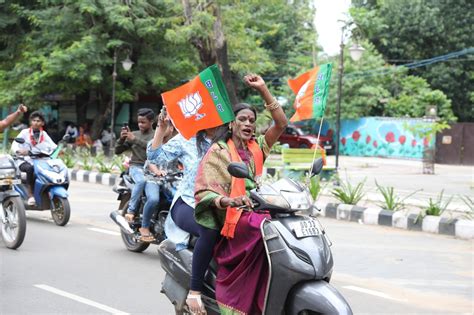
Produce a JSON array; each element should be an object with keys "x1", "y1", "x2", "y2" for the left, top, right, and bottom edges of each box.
[
  {"x1": 110, "y1": 170, "x2": 182, "y2": 252},
  {"x1": 158, "y1": 158, "x2": 353, "y2": 315},
  {"x1": 0, "y1": 154, "x2": 26, "y2": 249},
  {"x1": 13, "y1": 137, "x2": 71, "y2": 226}
]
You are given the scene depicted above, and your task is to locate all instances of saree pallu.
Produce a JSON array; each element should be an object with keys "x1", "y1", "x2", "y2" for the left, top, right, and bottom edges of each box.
[{"x1": 214, "y1": 211, "x2": 270, "y2": 315}]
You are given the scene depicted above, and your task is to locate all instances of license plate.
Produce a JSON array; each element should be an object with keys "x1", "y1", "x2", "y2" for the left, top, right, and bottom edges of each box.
[
  {"x1": 291, "y1": 219, "x2": 320, "y2": 238},
  {"x1": 324, "y1": 145, "x2": 332, "y2": 150},
  {"x1": 0, "y1": 179, "x2": 20, "y2": 185}
]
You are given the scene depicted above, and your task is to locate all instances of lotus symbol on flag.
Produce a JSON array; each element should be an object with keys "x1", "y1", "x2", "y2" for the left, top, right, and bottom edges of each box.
[
  {"x1": 295, "y1": 80, "x2": 309, "y2": 109},
  {"x1": 178, "y1": 91, "x2": 206, "y2": 120}
]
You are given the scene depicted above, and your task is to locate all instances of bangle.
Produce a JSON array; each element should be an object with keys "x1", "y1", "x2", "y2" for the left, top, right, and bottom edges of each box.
[
  {"x1": 264, "y1": 98, "x2": 280, "y2": 111},
  {"x1": 215, "y1": 196, "x2": 225, "y2": 209}
]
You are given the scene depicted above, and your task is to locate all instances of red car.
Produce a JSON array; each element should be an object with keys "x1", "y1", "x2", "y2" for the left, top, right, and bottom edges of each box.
[{"x1": 278, "y1": 125, "x2": 334, "y2": 154}]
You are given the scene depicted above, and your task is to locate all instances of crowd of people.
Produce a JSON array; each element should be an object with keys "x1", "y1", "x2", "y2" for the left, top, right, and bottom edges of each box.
[
  {"x1": 114, "y1": 74, "x2": 288, "y2": 315},
  {"x1": 4, "y1": 73, "x2": 288, "y2": 315}
]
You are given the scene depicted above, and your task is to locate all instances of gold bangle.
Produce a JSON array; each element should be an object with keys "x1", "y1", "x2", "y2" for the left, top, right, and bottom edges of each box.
[{"x1": 264, "y1": 99, "x2": 280, "y2": 111}]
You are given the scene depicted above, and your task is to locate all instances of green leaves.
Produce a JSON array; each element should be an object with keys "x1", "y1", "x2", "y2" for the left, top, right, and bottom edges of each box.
[{"x1": 331, "y1": 176, "x2": 366, "y2": 205}]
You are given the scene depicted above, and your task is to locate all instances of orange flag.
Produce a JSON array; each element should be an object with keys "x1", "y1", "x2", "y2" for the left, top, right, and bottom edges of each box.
[
  {"x1": 288, "y1": 63, "x2": 333, "y2": 122},
  {"x1": 161, "y1": 65, "x2": 235, "y2": 139}
]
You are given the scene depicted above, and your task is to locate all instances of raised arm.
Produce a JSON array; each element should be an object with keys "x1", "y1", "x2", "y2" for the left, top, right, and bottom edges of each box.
[
  {"x1": 0, "y1": 104, "x2": 27, "y2": 132},
  {"x1": 243, "y1": 75, "x2": 288, "y2": 148}
]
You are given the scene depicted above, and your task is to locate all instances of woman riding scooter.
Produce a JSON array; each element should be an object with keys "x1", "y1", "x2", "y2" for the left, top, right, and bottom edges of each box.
[
  {"x1": 11, "y1": 111, "x2": 57, "y2": 206},
  {"x1": 194, "y1": 74, "x2": 288, "y2": 315},
  {"x1": 147, "y1": 110, "x2": 219, "y2": 315}
]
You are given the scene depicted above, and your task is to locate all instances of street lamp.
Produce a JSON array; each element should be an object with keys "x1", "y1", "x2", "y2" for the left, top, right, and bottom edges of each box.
[
  {"x1": 335, "y1": 23, "x2": 365, "y2": 171},
  {"x1": 111, "y1": 50, "x2": 134, "y2": 136}
]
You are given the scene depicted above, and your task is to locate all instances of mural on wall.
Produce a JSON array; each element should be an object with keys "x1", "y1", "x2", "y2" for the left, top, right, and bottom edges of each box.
[{"x1": 339, "y1": 117, "x2": 435, "y2": 159}]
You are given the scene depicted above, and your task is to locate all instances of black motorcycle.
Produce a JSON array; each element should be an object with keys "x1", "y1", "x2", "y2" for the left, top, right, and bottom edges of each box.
[{"x1": 110, "y1": 170, "x2": 182, "y2": 252}]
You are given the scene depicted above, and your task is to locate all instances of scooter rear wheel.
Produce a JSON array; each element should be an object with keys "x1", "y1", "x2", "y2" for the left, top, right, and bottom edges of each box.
[
  {"x1": 1, "y1": 197, "x2": 27, "y2": 249},
  {"x1": 51, "y1": 197, "x2": 71, "y2": 226}
]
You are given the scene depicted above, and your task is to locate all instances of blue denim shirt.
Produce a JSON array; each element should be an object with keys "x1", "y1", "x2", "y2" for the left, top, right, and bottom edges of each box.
[{"x1": 147, "y1": 134, "x2": 211, "y2": 250}]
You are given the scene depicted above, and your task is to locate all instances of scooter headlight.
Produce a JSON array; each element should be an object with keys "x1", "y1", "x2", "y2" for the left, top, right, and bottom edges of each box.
[{"x1": 280, "y1": 191, "x2": 312, "y2": 211}]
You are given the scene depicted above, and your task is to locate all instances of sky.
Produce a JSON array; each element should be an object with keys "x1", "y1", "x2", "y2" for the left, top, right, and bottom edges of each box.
[{"x1": 314, "y1": 0, "x2": 352, "y2": 56}]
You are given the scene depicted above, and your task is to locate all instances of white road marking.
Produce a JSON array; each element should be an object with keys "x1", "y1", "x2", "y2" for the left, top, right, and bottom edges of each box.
[
  {"x1": 343, "y1": 285, "x2": 406, "y2": 302},
  {"x1": 88, "y1": 227, "x2": 120, "y2": 236},
  {"x1": 34, "y1": 284, "x2": 129, "y2": 315}
]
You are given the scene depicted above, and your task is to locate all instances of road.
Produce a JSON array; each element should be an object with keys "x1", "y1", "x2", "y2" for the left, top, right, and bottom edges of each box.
[{"x1": 1, "y1": 181, "x2": 473, "y2": 314}]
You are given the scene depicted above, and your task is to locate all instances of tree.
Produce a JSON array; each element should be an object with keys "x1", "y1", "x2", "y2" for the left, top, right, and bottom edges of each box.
[
  {"x1": 323, "y1": 42, "x2": 456, "y2": 122},
  {"x1": 351, "y1": 0, "x2": 474, "y2": 122},
  {"x1": 0, "y1": 0, "x2": 198, "y2": 138}
]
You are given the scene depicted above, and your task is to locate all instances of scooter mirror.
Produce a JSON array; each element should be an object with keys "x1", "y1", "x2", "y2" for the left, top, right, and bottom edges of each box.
[
  {"x1": 311, "y1": 158, "x2": 324, "y2": 177},
  {"x1": 14, "y1": 137, "x2": 25, "y2": 144},
  {"x1": 227, "y1": 162, "x2": 252, "y2": 181}
]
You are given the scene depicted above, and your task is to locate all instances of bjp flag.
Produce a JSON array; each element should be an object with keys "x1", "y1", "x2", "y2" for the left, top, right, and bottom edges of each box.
[
  {"x1": 288, "y1": 63, "x2": 333, "y2": 122},
  {"x1": 161, "y1": 65, "x2": 235, "y2": 139}
]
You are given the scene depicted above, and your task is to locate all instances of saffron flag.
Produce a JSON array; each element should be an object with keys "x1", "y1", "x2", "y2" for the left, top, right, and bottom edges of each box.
[
  {"x1": 288, "y1": 63, "x2": 333, "y2": 122},
  {"x1": 161, "y1": 65, "x2": 235, "y2": 139}
]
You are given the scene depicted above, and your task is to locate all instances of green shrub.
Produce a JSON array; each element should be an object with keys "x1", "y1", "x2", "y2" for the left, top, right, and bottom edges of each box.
[
  {"x1": 60, "y1": 147, "x2": 76, "y2": 168},
  {"x1": 331, "y1": 176, "x2": 366, "y2": 205},
  {"x1": 417, "y1": 190, "x2": 453, "y2": 222},
  {"x1": 375, "y1": 180, "x2": 422, "y2": 211},
  {"x1": 94, "y1": 153, "x2": 114, "y2": 173}
]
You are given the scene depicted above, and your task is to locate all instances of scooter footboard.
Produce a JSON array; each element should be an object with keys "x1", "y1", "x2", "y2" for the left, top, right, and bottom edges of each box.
[
  {"x1": 161, "y1": 274, "x2": 187, "y2": 312},
  {"x1": 286, "y1": 281, "x2": 353, "y2": 315}
]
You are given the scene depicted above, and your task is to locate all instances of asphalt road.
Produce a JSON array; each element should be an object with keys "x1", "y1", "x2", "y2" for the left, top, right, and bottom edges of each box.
[{"x1": 1, "y1": 181, "x2": 473, "y2": 314}]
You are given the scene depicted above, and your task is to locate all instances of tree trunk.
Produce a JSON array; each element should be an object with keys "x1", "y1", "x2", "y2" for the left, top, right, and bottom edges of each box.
[
  {"x1": 213, "y1": 5, "x2": 238, "y2": 105},
  {"x1": 182, "y1": 0, "x2": 238, "y2": 105}
]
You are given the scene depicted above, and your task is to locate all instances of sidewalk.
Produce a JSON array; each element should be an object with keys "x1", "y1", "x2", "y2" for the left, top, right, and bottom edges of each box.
[{"x1": 320, "y1": 155, "x2": 473, "y2": 214}]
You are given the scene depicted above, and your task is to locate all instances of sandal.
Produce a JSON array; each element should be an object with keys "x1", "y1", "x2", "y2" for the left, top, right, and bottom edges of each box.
[
  {"x1": 139, "y1": 233, "x2": 155, "y2": 243},
  {"x1": 124, "y1": 213, "x2": 135, "y2": 223},
  {"x1": 186, "y1": 293, "x2": 206, "y2": 315}
]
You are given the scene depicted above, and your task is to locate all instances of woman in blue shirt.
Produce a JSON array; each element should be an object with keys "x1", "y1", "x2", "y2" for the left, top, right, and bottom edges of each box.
[{"x1": 147, "y1": 114, "x2": 217, "y2": 315}]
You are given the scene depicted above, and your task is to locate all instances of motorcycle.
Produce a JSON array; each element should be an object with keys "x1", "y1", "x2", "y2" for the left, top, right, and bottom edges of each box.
[
  {"x1": 13, "y1": 137, "x2": 71, "y2": 226},
  {"x1": 0, "y1": 154, "x2": 26, "y2": 249},
  {"x1": 110, "y1": 170, "x2": 182, "y2": 252},
  {"x1": 158, "y1": 158, "x2": 353, "y2": 315}
]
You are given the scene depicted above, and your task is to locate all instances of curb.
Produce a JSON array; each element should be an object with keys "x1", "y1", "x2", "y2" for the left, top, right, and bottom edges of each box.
[
  {"x1": 68, "y1": 169, "x2": 121, "y2": 187},
  {"x1": 318, "y1": 203, "x2": 474, "y2": 240}
]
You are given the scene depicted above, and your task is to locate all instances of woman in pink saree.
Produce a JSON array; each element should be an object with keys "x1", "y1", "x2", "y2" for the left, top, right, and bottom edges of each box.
[{"x1": 194, "y1": 74, "x2": 288, "y2": 315}]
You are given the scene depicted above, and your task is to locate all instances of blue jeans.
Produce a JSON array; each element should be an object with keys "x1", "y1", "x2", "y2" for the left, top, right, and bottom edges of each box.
[
  {"x1": 142, "y1": 181, "x2": 160, "y2": 229},
  {"x1": 127, "y1": 165, "x2": 146, "y2": 213}
]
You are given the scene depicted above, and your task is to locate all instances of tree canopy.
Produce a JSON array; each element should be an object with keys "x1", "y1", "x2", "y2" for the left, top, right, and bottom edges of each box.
[{"x1": 350, "y1": 0, "x2": 474, "y2": 122}]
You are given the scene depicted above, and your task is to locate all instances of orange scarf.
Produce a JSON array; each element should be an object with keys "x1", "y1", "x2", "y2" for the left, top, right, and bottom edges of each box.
[{"x1": 221, "y1": 138, "x2": 263, "y2": 239}]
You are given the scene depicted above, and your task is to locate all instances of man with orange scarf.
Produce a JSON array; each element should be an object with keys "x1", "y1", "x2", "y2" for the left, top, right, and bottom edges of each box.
[{"x1": 194, "y1": 74, "x2": 288, "y2": 315}]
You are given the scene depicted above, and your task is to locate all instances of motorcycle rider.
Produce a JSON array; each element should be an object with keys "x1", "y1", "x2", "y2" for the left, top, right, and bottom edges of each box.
[
  {"x1": 194, "y1": 74, "x2": 287, "y2": 314},
  {"x1": 147, "y1": 110, "x2": 218, "y2": 315},
  {"x1": 11, "y1": 110, "x2": 57, "y2": 206},
  {"x1": 115, "y1": 108, "x2": 157, "y2": 242}
]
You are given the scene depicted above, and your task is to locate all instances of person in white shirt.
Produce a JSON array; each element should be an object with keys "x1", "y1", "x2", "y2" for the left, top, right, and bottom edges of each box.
[{"x1": 11, "y1": 111, "x2": 57, "y2": 205}]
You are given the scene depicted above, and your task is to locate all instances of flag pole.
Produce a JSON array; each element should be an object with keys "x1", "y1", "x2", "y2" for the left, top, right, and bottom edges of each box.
[{"x1": 307, "y1": 117, "x2": 325, "y2": 183}]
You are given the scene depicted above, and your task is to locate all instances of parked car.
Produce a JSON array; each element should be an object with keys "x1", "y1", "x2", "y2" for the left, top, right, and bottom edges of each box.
[{"x1": 278, "y1": 125, "x2": 334, "y2": 154}]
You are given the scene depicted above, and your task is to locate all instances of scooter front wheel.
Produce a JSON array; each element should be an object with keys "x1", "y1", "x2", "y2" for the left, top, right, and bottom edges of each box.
[
  {"x1": 51, "y1": 197, "x2": 71, "y2": 226},
  {"x1": 1, "y1": 197, "x2": 27, "y2": 249}
]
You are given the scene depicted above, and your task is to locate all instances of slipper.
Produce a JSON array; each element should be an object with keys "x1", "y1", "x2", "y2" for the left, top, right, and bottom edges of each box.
[
  {"x1": 139, "y1": 233, "x2": 155, "y2": 243},
  {"x1": 186, "y1": 293, "x2": 206, "y2": 315},
  {"x1": 124, "y1": 213, "x2": 135, "y2": 223}
]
